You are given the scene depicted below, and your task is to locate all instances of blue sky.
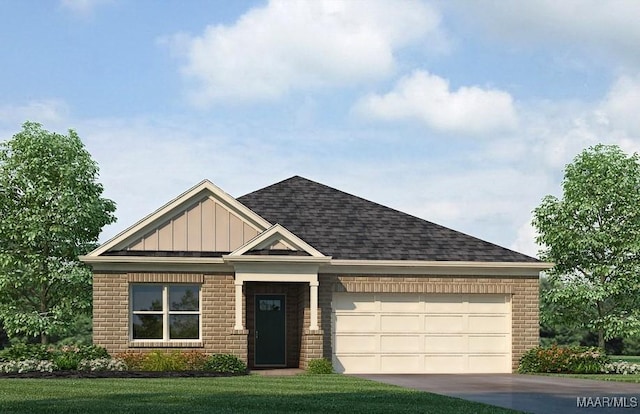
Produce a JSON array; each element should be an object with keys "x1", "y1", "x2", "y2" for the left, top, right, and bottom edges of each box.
[{"x1": 2, "y1": 0, "x2": 640, "y2": 258}]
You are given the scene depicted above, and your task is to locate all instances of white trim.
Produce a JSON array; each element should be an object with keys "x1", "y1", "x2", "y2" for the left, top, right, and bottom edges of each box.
[
  {"x1": 129, "y1": 283, "x2": 203, "y2": 343},
  {"x1": 322, "y1": 259, "x2": 551, "y2": 276},
  {"x1": 86, "y1": 180, "x2": 272, "y2": 257},
  {"x1": 81, "y1": 254, "x2": 546, "y2": 276},
  {"x1": 228, "y1": 224, "x2": 326, "y2": 258}
]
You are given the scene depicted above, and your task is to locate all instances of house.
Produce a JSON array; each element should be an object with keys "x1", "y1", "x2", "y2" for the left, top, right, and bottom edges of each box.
[{"x1": 80, "y1": 176, "x2": 550, "y2": 373}]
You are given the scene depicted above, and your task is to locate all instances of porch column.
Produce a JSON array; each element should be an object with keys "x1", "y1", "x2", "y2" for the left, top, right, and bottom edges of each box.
[
  {"x1": 309, "y1": 280, "x2": 319, "y2": 331},
  {"x1": 234, "y1": 280, "x2": 244, "y2": 330}
]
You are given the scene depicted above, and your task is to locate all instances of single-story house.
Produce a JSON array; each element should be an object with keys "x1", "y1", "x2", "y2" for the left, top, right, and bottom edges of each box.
[{"x1": 80, "y1": 176, "x2": 550, "y2": 373}]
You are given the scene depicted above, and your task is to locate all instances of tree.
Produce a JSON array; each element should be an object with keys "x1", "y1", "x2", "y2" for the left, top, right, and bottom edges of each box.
[
  {"x1": 533, "y1": 144, "x2": 640, "y2": 349},
  {"x1": 0, "y1": 122, "x2": 116, "y2": 344}
]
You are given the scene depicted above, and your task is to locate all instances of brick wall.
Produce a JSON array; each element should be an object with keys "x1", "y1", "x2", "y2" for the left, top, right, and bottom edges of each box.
[
  {"x1": 93, "y1": 272, "x2": 247, "y2": 364},
  {"x1": 94, "y1": 271, "x2": 538, "y2": 372},
  {"x1": 318, "y1": 274, "x2": 539, "y2": 372}
]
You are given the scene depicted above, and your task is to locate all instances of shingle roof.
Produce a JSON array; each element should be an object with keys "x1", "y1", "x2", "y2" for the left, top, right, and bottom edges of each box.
[{"x1": 238, "y1": 176, "x2": 539, "y2": 262}]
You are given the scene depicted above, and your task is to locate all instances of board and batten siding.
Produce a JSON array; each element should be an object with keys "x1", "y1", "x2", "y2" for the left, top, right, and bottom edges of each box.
[{"x1": 126, "y1": 197, "x2": 259, "y2": 252}]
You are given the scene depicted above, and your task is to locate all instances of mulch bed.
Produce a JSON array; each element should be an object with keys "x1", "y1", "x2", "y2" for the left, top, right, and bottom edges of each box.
[{"x1": 0, "y1": 370, "x2": 246, "y2": 379}]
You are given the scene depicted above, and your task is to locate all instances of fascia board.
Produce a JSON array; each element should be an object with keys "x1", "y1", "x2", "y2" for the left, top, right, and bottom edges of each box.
[
  {"x1": 223, "y1": 254, "x2": 331, "y2": 265},
  {"x1": 228, "y1": 223, "x2": 326, "y2": 258},
  {"x1": 322, "y1": 259, "x2": 553, "y2": 276}
]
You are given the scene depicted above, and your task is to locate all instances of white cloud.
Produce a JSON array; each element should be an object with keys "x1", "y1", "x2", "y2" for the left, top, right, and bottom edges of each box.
[
  {"x1": 0, "y1": 100, "x2": 69, "y2": 130},
  {"x1": 449, "y1": 0, "x2": 640, "y2": 67},
  {"x1": 60, "y1": 0, "x2": 113, "y2": 16},
  {"x1": 600, "y1": 75, "x2": 640, "y2": 137},
  {"x1": 511, "y1": 220, "x2": 541, "y2": 258},
  {"x1": 163, "y1": 0, "x2": 445, "y2": 104},
  {"x1": 354, "y1": 70, "x2": 518, "y2": 135}
]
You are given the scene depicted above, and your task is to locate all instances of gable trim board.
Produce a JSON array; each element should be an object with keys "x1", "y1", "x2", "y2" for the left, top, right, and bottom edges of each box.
[{"x1": 83, "y1": 176, "x2": 550, "y2": 373}]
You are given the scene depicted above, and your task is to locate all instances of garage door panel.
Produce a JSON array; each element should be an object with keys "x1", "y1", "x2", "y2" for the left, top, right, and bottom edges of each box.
[
  {"x1": 381, "y1": 355, "x2": 422, "y2": 373},
  {"x1": 381, "y1": 314, "x2": 420, "y2": 332},
  {"x1": 469, "y1": 335, "x2": 509, "y2": 352},
  {"x1": 334, "y1": 314, "x2": 377, "y2": 332},
  {"x1": 425, "y1": 315, "x2": 464, "y2": 333},
  {"x1": 425, "y1": 295, "x2": 464, "y2": 313},
  {"x1": 468, "y1": 295, "x2": 508, "y2": 312},
  {"x1": 333, "y1": 293, "x2": 376, "y2": 311},
  {"x1": 334, "y1": 334, "x2": 377, "y2": 352},
  {"x1": 425, "y1": 355, "x2": 465, "y2": 373},
  {"x1": 425, "y1": 335, "x2": 466, "y2": 352},
  {"x1": 468, "y1": 355, "x2": 510, "y2": 373},
  {"x1": 379, "y1": 295, "x2": 422, "y2": 312},
  {"x1": 468, "y1": 315, "x2": 509, "y2": 333},
  {"x1": 381, "y1": 335, "x2": 421, "y2": 353},
  {"x1": 333, "y1": 355, "x2": 376, "y2": 373}
]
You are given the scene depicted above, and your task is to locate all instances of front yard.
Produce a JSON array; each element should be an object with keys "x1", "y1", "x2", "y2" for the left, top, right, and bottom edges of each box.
[{"x1": 0, "y1": 374, "x2": 517, "y2": 414}]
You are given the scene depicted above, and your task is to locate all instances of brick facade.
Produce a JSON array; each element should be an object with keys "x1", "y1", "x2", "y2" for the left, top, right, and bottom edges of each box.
[
  {"x1": 93, "y1": 271, "x2": 538, "y2": 372},
  {"x1": 93, "y1": 272, "x2": 247, "y2": 363}
]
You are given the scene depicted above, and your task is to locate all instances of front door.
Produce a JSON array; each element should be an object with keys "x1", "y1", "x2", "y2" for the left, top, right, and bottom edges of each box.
[{"x1": 255, "y1": 294, "x2": 286, "y2": 366}]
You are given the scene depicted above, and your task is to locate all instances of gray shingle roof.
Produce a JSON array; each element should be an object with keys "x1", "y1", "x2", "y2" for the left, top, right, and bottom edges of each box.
[{"x1": 238, "y1": 176, "x2": 538, "y2": 262}]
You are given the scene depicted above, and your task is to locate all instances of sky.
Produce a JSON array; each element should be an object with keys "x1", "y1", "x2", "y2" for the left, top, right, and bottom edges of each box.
[{"x1": 2, "y1": 0, "x2": 640, "y2": 259}]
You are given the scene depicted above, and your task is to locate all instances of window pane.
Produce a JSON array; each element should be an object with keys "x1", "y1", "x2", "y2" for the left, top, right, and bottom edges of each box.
[
  {"x1": 170, "y1": 285, "x2": 199, "y2": 311},
  {"x1": 132, "y1": 285, "x2": 163, "y2": 311},
  {"x1": 132, "y1": 314, "x2": 163, "y2": 339},
  {"x1": 170, "y1": 315, "x2": 199, "y2": 339},
  {"x1": 259, "y1": 299, "x2": 281, "y2": 311}
]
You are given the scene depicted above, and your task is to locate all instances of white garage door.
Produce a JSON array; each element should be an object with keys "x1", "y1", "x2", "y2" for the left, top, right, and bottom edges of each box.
[{"x1": 332, "y1": 293, "x2": 511, "y2": 374}]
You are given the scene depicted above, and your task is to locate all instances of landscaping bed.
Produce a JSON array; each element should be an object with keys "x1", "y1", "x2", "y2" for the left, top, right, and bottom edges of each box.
[
  {"x1": 0, "y1": 344, "x2": 248, "y2": 378},
  {"x1": 0, "y1": 370, "x2": 243, "y2": 379}
]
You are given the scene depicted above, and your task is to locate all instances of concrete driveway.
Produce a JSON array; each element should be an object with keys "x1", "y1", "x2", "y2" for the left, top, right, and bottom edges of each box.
[{"x1": 356, "y1": 374, "x2": 640, "y2": 413}]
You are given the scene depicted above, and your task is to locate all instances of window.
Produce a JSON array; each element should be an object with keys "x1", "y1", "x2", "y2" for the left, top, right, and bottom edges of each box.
[{"x1": 131, "y1": 284, "x2": 201, "y2": 341}]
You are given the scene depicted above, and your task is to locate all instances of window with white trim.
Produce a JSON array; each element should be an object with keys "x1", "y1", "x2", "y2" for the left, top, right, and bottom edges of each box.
[{"x1": 130, "y1": 284, "x2": 201, "y2": 341}]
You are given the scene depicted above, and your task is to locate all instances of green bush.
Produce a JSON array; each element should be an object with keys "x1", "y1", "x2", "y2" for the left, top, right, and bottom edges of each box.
[
  {"x1": 78, "y1": 358, "x2": 128, "y2": 372},
  {"x1": 141, "y1": 351, "x2": 187, "y2": 372},
  {"x1": 51, "y1": 345, "x2": 110, "y2": 370},
  {"x1": 203, "y1": 354, "x2": 247, "y2": 374},
  {"x1": 518, "y1": 345, "x2": 609, "y2": 374},
  {"x1": 0, "y1": 343, "x2": 52, "y2": 362},
  {"x1": 114, "y1": 351, "x2": 208, "y2": 371},
  {"x1": 307, "y1": 358, "x2": 333, "y2": 374}
]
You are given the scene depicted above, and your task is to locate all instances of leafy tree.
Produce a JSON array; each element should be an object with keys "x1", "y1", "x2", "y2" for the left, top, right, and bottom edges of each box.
[
  {"x1": 0, "y1": 122, "x2": 116, "y2": 344},
  {"x1": 534, "y1": 144, "x2": 640, "y2": 349}
]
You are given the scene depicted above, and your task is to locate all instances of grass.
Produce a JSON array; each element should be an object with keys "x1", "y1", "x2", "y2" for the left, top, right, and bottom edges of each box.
[
  {"x1": 0, "y1": 374, "x2": 517, "y2": 414},
  {"x1": 611, "y1": 355, "x2": 640, "y2": 363},
  {"x1": 541, "y1": 374, "x2": 640, "y2": 383}
]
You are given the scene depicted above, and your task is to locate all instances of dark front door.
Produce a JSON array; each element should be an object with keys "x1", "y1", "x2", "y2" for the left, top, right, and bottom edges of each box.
[{"x1": 255, "y1": 294, "x2": 286, "y2": 366}]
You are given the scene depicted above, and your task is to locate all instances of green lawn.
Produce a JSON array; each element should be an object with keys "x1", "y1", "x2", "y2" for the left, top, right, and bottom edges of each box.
[
  {"x1": 543, "y1": 373, "x2": 640, "y2": 383},
  {"x1": 611, "y1": 355, "x2": 640, "y2": 363},
  {"x1": 0, "y1": 374, "x2": 517, "y2": 414}
]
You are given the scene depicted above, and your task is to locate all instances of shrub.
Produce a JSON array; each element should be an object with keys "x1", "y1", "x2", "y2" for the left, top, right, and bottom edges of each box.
[
  {"x1": 78, "y1": 358, "x2": 127, "y2": 372},
  {"x1": 114, "y1": 350, "x2": 209, "y2": 372},
  {"x1": 307, "y1": 358, "x2": 333, "y2": 374},
  {"x1": 115, "y1": 351, "x2": 146, "y2": 371},
  {"x1": 203, "y1": 354, "x2": 247, "y2": 374},
  {"x1": 0, "y1": 343, "x2": 51, "y2": 362},
  {"x1": 51, "y1": 345, "x2": 110, "y2": 371},
  {"x1": 518, "y1": 345, "x2": 609, "y2": 374},
  {"x1": 181, "y1": 351, "x2": 208, "y2": 371},
  {"x1": 603, "y1": 361, "x2": 640, "y2": 375},
  {"x1": 0, "y1": 359, "x2": 56, "y2": 374},
  {"x1": 140, "y1": 351, "x2": 188, "y2": 372}
]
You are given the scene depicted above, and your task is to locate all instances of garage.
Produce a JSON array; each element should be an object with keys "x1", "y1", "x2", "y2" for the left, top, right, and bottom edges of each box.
[{"x1": 332, "y1": 293, "x2": 512, "y2": 374}]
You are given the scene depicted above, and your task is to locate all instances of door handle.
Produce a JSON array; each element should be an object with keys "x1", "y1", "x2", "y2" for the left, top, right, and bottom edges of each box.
[{"x1": 255, "y1": 330, "x2": 258, "y2": 339}]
